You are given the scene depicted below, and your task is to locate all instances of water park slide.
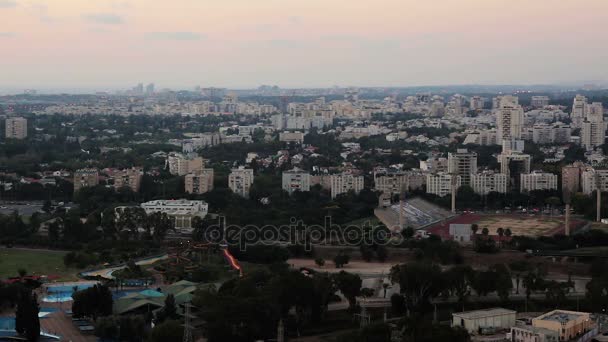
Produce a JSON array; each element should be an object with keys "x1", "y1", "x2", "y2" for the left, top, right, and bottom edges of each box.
[{"x1": 222, "y1": 248, "x2": 243, "y2": 277}]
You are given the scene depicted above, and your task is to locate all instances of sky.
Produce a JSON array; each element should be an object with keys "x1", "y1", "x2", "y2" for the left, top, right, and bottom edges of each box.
[{"x1": 0, "y1": 0, "x2": 607, "y2": 91}]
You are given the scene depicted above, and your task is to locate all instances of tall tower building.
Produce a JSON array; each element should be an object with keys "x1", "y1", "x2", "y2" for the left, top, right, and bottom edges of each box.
[
  {"x1": 5, "y1": 117, "x2": 28, "y2": 139},
  {"x1": 448, "y1": 149, "x2": 478, "y2": 186},
  {"x1": 495, "y1": 96, "x2": 524, "y2": 143},
  {"x1": 581, "y1": 101, "x2": 605, "y2": 150},
  {"x1": 571, "y1": 94, "x2": 587, "y2": 128}
]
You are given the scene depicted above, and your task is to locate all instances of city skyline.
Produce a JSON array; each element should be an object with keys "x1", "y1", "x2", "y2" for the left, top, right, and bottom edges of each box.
[{"x1": 1, "y1": 0, "x2": 607, "y2": 90}]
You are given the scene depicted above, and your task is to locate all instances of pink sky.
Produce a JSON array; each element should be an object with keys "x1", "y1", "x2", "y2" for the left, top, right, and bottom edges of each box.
[{"x1": 0, "y1": 0, "x2": 607, "y2": 90}]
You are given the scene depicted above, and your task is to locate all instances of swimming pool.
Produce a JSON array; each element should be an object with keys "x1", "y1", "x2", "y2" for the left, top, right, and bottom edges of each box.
[
  {"x1": 0, "y1": 317, "x2": 15, "y2": 331},
  {"x1": 42, "y1": 283, "x2": 97, "y2": 303}
]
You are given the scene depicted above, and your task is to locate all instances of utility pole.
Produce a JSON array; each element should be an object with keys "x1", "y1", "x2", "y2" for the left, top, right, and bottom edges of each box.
[
  {"x1": 182, "y1": 303, "x2": 194, "y2": 342},
  {"x1": 596, "y1": 173, "x2": 602, "y2": 222}
]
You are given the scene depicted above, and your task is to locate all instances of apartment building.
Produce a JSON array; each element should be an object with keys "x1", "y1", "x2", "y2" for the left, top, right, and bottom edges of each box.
[
  {"x1": 229, "y1": 167, "x2": 255, "y2": 198},
  {"x1": 448, "y1": 148, "x2": 478, "y2": 186},
  {"x1": 581, "y1": 168, "x2": 608, "y2": 195},
  {"x1": 520, "y1": 171, "x2": 558, "y2": 192},
  {"x1": 330, "y1": 172, "x2": 364, "y2": 199},
  {"x1": 470, "y1": 171, "x2": 507, "y2": 195},
  {"x1": 73, "y1": 168, "x2": 99, "y2": 192},
  {"x1": 282, "y1": 168, "x2": 311, "y2": 195},
  {"x1": 167, "y1": 153, "x2": 204, "y2": 176},
  {"x1": 426, "y1": 173, "x2": 461, "y2": 197},
  {"x1": 114, "y1": 167, "x2": 143, "y2": 192},
  {"x1": 184, "y1": 169, "x2": 214, "y2": 194},
  {"x1": 5, "y1": 117, "x2": 27, "y2": 139}
]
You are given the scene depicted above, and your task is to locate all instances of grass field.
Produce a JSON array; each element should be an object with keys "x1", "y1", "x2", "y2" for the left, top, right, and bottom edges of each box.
[{"x1": 0, "y1": 248, "x2": 79, "y2": 281}]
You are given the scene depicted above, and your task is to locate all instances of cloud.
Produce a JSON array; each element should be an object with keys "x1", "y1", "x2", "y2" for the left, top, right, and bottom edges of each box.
[
  {"x1": 0, "y1": 32, "x2": 16, "y2": 38},
  {"x1": 145, "y1": 32, "x2": 204, "y2": 41},
  {"x1": 84, "y1": 13, "x2": 124, "y2": 25},
  {"x1": 0, "y1": 0, "x2": 16, "y2": 8}
]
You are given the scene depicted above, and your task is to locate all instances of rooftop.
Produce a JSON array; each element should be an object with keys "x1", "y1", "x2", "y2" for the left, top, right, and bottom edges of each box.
[{"x1": 453, "y1": 308, "x2": 516, "y2": 320}]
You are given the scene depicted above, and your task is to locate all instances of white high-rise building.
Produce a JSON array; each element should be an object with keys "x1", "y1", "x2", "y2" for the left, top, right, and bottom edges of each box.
[
  {"x1": 469, "y1": 96, "x2": 484, "y2": 110},
  {"x1": 495, "y1": 96, "x2": 524, "y2": 143},
  {"x1": 520, "y1": 171, "x2": 558, "y2": 192},
  {"x1": 448, "y1": 149, "x2": 478, "y2": 186},
  {"x1": 282, "y1": 168, "x2": 311, "y2": 195},
  {"x1": 229, "y1": 167, "x2": 255, "y2": 198},
  {"x1": 167, "y1": 153, "x2": 204, "y2": 176},
  {"x1": 330, "y1": 172, "x2": 364, "y2": 198},
  {"x1": 5, "y1": 117, "x2": 27, "y2": 139},
  {"x1": 426, "y1": 173, "x2": 461, "y2": 197},
  {"x1": 571, "y1": 94, "x2": 588, "y2": 128},
  {"x1": 581, "y1": 121, "x2": 606, "y2": 150},
  {"x1": 470, "y1": 171, "x2": 507, "y2": 195}
]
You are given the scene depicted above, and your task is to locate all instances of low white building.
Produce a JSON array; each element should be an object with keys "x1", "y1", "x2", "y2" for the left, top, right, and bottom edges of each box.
[
  {"x1": 452, "y1": 308, "x2": 516, "y2": 335},
  {"x1": 470, "y1": 171, "x2": 507, "y2": 195},
  {"x1": 140, "y1": 199, "x2": 208, "y2": 231},
  {"x1": 449, "y1": 224, "x2": 472, "y2": 244}
]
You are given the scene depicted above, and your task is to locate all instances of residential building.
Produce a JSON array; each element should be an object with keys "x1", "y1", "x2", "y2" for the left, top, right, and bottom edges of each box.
[
  {"x1": 448, "y1": 148, "x2": 478, "y2": 186},
  {"x1": 330, "y1": 172, "x2": 364, "y2": 198},
  {"x1": 581, "y1": 121, "x2": 606, "y2": 150},
  {"x1": 531, "y1": 96, "x2": 550, "y2": 108},
  {"x1": 470, "y1": 171, "x2": 507, "y2": 195},
  {"x1": 452, "y1": 308, "x2": 516, "y2": 334},
  {"x1": 469, "y1": 96, "x2": 484, "y2": 110},
  {"x1": 167, "y1": 153, "x2": 204, "y2": 176},
  {"x1": 571, "y1": 94, "x2": 587, "y2": 128},
  {"x1": 114, "y1": 167, "x2": 143, "y2": 192},
  {"x1": 184, "y1": 169, "x2": 214, "y2": 194},
  {"x1": 419, "y1": 157, "x2": 448, "y2": 173},
  {"x1": 581, "y1": 168, "x2": 608, "y2": 195},
  {"x1": 140, "y1": 199, "x2": 208, "y2": 231},
  {"x1": 426, "y1": 173, "x2": 461, "y2": 197},
  {"x1": 562, "y1": 162, "x2": 588, "y2": 194},
  {"x1": 73, "y1": 168, "x2": 99, "y2": 192},
  {"x1": 449, "y1": 224, "x2": 472, "y2": 244},
  {"x1": 279, "y1": 131, "x2": 306, "y2": 144},
  {"x1": 373, "y1": 169, "x2": 426, "y2": 195},
  {"x1": 5, "y1": 117, "x2": 27, "y2": 139},
  {"x1": 520, "y1": 171, "x2": 558, "y2": 192},
  {"x1": 498, "y1": 152, "x2": 531, "y2": 189},
  {"x1": 496, "y1": 96, "x2": 524, "y2": 143},
  {"x1": 282, "y1": 168, "x2": 311, "y2": 195},
  {"x1": 229, "y1": 167, "x2": 254, "y2": 198}
]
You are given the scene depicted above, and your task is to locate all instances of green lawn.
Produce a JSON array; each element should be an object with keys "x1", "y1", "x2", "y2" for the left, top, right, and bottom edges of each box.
[{"x1": 0, "y1": 248, "x2": 80, "y2": 281}]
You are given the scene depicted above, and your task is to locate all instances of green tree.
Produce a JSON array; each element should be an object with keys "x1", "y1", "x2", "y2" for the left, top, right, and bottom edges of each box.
[
  {"x1": 148, "y1": 320, "x2": 183, "y2": 342},
  {"x1": 15, "y1": 289, "x2": 40, "y2": 342},
  {"x1": 332, "y1": 271, "x2": 362, "y2": 310}
]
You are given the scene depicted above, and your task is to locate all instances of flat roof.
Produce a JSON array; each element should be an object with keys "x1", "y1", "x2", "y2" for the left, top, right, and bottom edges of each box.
[
  {"x1": 538, "y1": 311, "x2": 583, "y2": 323},
  {"x1": 453, "y1": 308, "x2": 516, "y2": 320}
]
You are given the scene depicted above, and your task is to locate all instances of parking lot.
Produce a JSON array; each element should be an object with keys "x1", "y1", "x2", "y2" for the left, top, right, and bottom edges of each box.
[{"x1": 0, "y1": 201, "x2": 44, "y2": 216}]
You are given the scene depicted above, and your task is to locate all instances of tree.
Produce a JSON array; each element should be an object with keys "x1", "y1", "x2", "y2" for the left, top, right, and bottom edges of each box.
[
  {"x1": 360, "y1": 245, "x2": 373, "y2": 262},
  {"x1": 72, "y1": 285, "x2": 113, "y2": 320},
  {"x1": 390, "y1": 262, "x2": 444, "y2": 313},
  {"x1": 15, "y1": 289, "x2": 40, "y2": 341},
  {"x1": 148, "y1": 320, "x2": 183, "y2": 342},
  {"x1": 155, "y1": 294, "x2": 178, "y2": 324},
  {"x1": 481, "y1": 227, "x2": 489, "y2": 236},
  {"x1": 471, "y1": 224, "x2": 479, "y2": 236},
  {"x1": 376, "y1": 245, "x2": 388, "y2": 262},
  {"x1": 491, "y1": 264, "x2": 513, "y2": 301},
  {"x1": 314, "y1": 257, "x2": 325, "y2": 267},
  {"x1": 332, "y1": 271, "x2": 362, "y2": 310},
  {"x1": 333, "y1": 251, "x2": 350, "y2": 268},
  {"x1": 496, "y1": 228, "x2": 504, "y2": 248},
  {"x1": 445, "y1": 265, "x2": 474, "y2": 309}
]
